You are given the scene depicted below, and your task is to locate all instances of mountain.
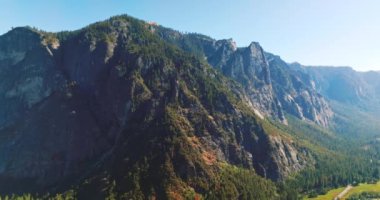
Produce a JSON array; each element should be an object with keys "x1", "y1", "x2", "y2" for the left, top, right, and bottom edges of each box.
[
  {"x1": 0, "y1": 14, "x2": 379, "y2": 200},
  {"x1": 290, "y1": 63, "x2": 380, "y2": 138},
  {"x1": 0, "y1": 16, "x2": 314, "y2": 199},
  {"x1": 293, "y1": 65, "x2": 374, "y2": 106},
  {"x1": 154, "y1": 28, "x2": 333, "y2": 127}
]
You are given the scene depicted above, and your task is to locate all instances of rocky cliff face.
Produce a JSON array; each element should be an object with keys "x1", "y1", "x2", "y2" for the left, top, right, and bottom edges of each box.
[
  {"x1": 0, "y1": 16, "x2": 310, "y2": 197},
  {"x1": 156, "y1": 28, "x2": 333, "y2": 127},
  {"x1": 209, "y1": 41, "x2": 286, "y2": 123},
  {"x1": 156, "y1": 30, "x2": 286, "y2": 122},
  {"x1": 0, "y1": 27, "x2": 114, "y2": 192},
  {"x1": 266, "y1": 54, "x2": 333, "y2": 127},
  {"x1": 0, "y1": 28, "x2": 64, "y2": 128}
]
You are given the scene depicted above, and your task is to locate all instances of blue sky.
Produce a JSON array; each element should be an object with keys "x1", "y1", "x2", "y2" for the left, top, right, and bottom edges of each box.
[{"x1": 1, "y1": 0, "x2": 380, "y2": 71}]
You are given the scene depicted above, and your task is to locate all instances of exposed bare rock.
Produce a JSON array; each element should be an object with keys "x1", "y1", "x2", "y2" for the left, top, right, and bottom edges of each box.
[{"x1": 266, "y1": 53, "x2": 333, "y2": 127}]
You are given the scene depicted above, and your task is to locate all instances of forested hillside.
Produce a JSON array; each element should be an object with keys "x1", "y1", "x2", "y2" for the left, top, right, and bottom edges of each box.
[{"x1": 0, "y1": 14, "x2": 380, "y2": 200}]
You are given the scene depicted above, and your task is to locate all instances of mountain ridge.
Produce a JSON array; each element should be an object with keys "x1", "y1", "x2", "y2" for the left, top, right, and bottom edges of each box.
[{"x1": 153, "y1": 25, "x2": 333, "y2": 127}]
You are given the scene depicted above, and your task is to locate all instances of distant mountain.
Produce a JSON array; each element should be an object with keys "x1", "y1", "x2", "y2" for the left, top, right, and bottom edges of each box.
[
  {"x1": 290, "y1": 63, "x2": 380, "y2": 137},
  {"x1": 294, "y1": 65, "x2": 374, "y2": 105},
  {"x1": 0, "y1": 14, "x2": 379, "y2": 199}
]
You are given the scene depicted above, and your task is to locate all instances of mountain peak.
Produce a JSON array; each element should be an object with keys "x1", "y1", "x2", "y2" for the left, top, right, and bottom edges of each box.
[
  {"x1": 247, "y1": 41, "x2": 266, "y2": 60},
  {"x1": 4, "y1": 26, "x2": 39, "y2": 35},
  {"x1": 248, "y1": 41, "x2": 261, "y2": 48},
  {"x1": 1, "y1": 26, "x2": 42, "y2": 42}
]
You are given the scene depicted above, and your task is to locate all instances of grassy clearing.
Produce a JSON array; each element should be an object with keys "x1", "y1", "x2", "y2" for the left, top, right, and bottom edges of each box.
[
  {"x1": 305, "y1": 181, "x2": 380, "y2": 200},
  {"x1": 342, "y1": 181, "x2": 380, "y2": 199},
  {"x1": 304, "y1": 187, "x2": 346, "y2": 200}
]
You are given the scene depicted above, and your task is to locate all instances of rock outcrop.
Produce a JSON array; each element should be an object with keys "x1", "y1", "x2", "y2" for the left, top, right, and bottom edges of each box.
[
  {"x1": 208, "y1": 41, "x2": 286, "y2": 123},
  {"x1": 266, "y1": 53, "x2": 333, "y2": 127}
]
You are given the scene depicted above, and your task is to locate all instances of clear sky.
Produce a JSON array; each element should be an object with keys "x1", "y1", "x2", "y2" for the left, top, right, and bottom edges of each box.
[{"x1": 1, "y1": 0, "x2": 380, "y2": 71}]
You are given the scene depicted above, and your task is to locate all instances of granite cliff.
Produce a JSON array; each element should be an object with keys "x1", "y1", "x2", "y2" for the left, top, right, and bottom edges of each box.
[{"x1": 156, "y1": 28, "x2": 333, "y2": 127}]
